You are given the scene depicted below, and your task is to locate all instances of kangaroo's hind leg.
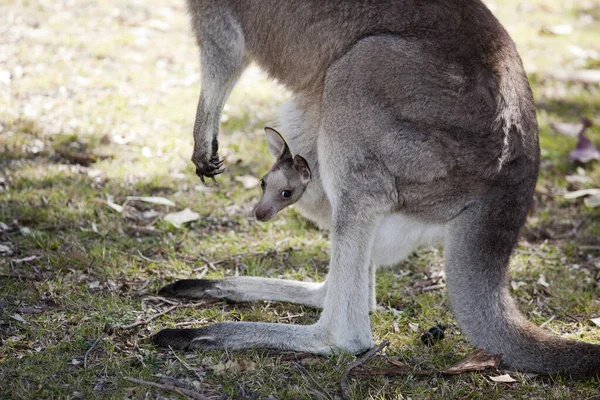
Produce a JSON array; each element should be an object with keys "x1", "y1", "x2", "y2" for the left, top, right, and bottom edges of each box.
[{"x1": 159, "y1": 276, "x2": 328, "y2": 308}]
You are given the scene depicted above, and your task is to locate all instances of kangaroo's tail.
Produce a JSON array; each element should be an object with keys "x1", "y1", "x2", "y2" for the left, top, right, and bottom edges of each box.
[{"x1": 445, "y1": 183, "x2": 600, "y2": 377}]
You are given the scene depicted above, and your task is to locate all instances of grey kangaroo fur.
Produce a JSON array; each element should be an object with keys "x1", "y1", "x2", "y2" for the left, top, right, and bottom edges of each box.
[{"x1": 153, "y1": 0, "x2": 600, "y2": 377}]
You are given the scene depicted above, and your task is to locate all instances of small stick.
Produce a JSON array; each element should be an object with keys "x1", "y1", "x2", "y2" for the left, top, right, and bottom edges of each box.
[
  {"x1": 421, "y1": 283, "x2": 446, "y2": 293},
  {"x1": 169, "y1": 346, "x2": 204, "y2": 380},
  {"x1": 191, "y1": 265, "x2": 209, "y2": 279},
  {"x1": 294, "y1": 363, "x2": 332, "y2": 400},
  {"x1": 117, "y1": 302, "x2": 211, "y2": 330},
  {"x1": 539, "y1": 315, "x2": 556, "y2": 328},
  {"x1": 119, "y1": 305, "x2": 178, "y2": 330},
  {"x1": 84, "y1": 333, "x2": 105, "y2": 370},
  {"x1": 143, "y1": 296, "x2": 182, "y2": 306},
  {"x1": 198, "y1": 255, "x2": 217, "y2": 271},
  {"x1": 340, "y1": 340, "x2": 390, "y2": 400},
  {"x1": 137, "y1": 250, "x2": 162, "y2": 263},
  {"x1": 350, "y1": 367, "x2": 434, "y2": 377},
  {"x1": 124, "y1": 377, "x2": 210, "y2": 400}
]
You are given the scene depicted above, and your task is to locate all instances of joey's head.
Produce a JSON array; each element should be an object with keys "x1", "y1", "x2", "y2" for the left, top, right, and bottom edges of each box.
[{"x1": 254, "y1": 127, "x2": 311, "y2": 222}]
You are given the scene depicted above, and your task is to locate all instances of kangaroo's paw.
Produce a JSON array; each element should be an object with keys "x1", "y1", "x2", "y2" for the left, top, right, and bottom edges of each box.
[
  {"x1": 158, "y1": 279, "x2": 223, "y2": 299},
  {"x1": 152, "y1": 326, "x2": 221, "y2": 350}
]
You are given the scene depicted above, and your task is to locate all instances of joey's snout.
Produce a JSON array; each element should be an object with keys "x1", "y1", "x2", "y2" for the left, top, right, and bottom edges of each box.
[{"x1": 254, "y1": 202, "x2": 276, "y2": 222}]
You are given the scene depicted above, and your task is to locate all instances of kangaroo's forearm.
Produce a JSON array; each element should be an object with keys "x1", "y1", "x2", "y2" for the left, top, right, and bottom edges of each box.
[{"x1": 188, "y1": 4, "x2": 248, "y2": 179}]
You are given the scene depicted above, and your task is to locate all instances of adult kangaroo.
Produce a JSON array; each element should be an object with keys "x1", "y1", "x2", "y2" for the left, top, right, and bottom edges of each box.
[{"x1": 153, "y1": 0, "x2": 600, "y2": 377}]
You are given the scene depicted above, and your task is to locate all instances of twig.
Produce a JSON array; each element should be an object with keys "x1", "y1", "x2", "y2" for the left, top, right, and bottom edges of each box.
[
  {"x1": 116, "y1": 302, "x2": 211, "y2": 331},
  {"x1": 0, "y1": 272, "x2": 45, "y2": 281},
  {"x1": 118, "y1": 305, "x2": 178, "y2": 330},
  {"x1": 421, "y1": 283, "x2": 446, "y2": 293},
  {"x1": 191, "y1": 265, "x2": 209, "y2": 279},
  {"x1": 169, "y1": 346, "x2": 204, "y2": 380},
  {"x1": 84, "y1": 333, "x2": 105, "y2": 370},
  {"x1": 124, "y1": 377, "x2": 210, "y2": 400},
  {"x1": 198, "y1": 255, "x2": 217, "y2": 271},
  {"x1": 125, "y1": 226, "x2": 162, "y2": 237},
  {"x1": 539, "y1": 315, "x2": 556, "y2": 328},
  {"x1": 143, "y1": 296, "x2": 182, "y2": 306},
  {"x1": 136, "y1": 250, "x2": 162, "y2": 263},
  {"x1": 294, "y1": 363, "x2": 332, "y2": 400},
  {"x1": 174, "y1": 316, "x2": 216, "y2": 327},
  {"x1": 340, "y1": 340, "x2": 390, "y2": 400},
  {"x1": 350, "y1": 367, "x2": 434, "y2": 376}
]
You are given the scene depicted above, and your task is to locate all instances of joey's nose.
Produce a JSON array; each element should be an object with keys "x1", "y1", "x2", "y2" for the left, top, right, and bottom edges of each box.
[{"x1": 254, "y1": 206, "x2": 273, "y2": 222}]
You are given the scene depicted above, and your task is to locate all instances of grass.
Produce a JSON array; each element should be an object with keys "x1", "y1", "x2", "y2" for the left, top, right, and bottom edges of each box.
[{"x1": 1, "y1": 0, "x2": 599, "y2": 398}]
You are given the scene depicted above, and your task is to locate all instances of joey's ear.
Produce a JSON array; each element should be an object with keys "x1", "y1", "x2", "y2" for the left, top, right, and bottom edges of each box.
[
  {"x1": 293, "y1": 155, "x2": 311, "y2": 184},
  {"x1": 264, "y1": 127, "x2": 290, "y2": 159}
]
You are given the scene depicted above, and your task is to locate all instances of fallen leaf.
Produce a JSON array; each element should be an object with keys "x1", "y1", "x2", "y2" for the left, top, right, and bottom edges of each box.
[
  {"x1": 56, "y1": 149, "x2": 98, "y2": 166},
  {"x1": 0, "y1": 243, "x2": 12, "y2": 255},
  {"x1": 591, "y1": 317, "x2": 600, "y2": 327},
  {"x1": 570, "y1": 124, "x2": 600, "y2": 163},
  {"x1": 141, "y1": 210, "x2": 160, "y2": 219},
  {"x1": 126, "y1": 196, "x2": 176, "y2": 207},
  {"x1": 11, "y1": 314, "x2": 27, "y2": 323},
  {"x1": 442, "y1": 349, "x2": 502, "y2": 374},
  {"x1": 88, "y1": 281, "x2": 100, "y2": 289},
  {"x1": 66, "y1": 251, "x2": 91, "y2": 265},
  {"x1": 235, "y1": 175, "x2": 260, "y2": 189},
  {"x1": 105, "y1": 198, "x2": 123, "y2": 213},
  {"x1": 541, "y1": 24, "x2": 573, "y2": 36},
  {"x1": 537, "y1": 274, "x2": 549, "y2": 288},
  {"x1": 551, "y1": 70, "x2": 600, "y2": 84},
  {"x1": 565, "y1": 175, "x2": 592, "y2": 184},
  {"x1": 16, "y1": 306, "x2": 44, "y2": 314},
  {"x1": 551, "y1": 120, "x2": 588, "y2": 137},
  {"x1": 209, "y1": 359, "x2": 258, "y2": 375},
  {"x1": 584, "y1": 193, "x2": 600, "y2": 208},
  {"x1": 563, "y1": 188, "x2": 600, "y2": 199},
  {"x1": 71, "y1": 358, "x2": 82, "y2": 366},
  {"x1": 12, "y1": 255, "x2": 38, "y2": 263},
  {"x1": 489, "y1": 374, "x2": 517, "y2": 383},
  {"x1": 164, "y1": 208, "x2": 200, "y2": 228}
]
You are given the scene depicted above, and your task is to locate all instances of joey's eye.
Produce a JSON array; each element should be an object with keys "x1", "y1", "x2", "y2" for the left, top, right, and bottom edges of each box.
[
  {"x1": 281, "y1": 190, "x2": 292, "y2": 199},
  {"x1": 260, "y1": 179, "x2": 266, "y2": 190}
]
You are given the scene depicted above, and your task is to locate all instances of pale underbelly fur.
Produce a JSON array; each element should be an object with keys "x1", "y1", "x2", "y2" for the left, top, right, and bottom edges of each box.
[{"x1": 296, "y1": 198, "x2": 444, "y2": 267}]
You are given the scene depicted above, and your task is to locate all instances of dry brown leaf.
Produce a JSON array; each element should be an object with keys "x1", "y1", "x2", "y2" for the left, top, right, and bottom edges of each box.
[
  {"x1": 209, "y1": 359, "x2": 258, "y2": 375},
  {"x1": 441, "y1": 349, "x2": 502, "y2": 374},
  {"x1": 489, "y1": 373, "x2": 517, "y2": 383},
  {"x1": 66, "y1": 251, "x2": 91, "y2": 265}
]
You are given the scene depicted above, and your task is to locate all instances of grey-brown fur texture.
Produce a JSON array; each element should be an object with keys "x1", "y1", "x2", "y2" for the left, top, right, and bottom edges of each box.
[{"x1": 153, "y1": 0, "x2": 600, "y2": 377}]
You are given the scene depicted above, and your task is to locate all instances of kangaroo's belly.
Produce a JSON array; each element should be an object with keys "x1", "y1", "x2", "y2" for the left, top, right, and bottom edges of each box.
[
  {"x1": 296, "y1": 199, "x2": 444, "y2": 266},
  {"x1": 372, "y1": 214, "x2": 444, "y2": 266}
]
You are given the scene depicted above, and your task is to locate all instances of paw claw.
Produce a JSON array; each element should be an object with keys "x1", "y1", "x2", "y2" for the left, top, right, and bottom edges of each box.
[
  {"x1": 152, "y1": 326, "x2": 221, "y2": 350},
  {"x1": 158, "y1": 279, "x2": 219, "y2": 299},
  {"x1": 194, "y1": 153, "x2": 225, "y2": 182}
]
